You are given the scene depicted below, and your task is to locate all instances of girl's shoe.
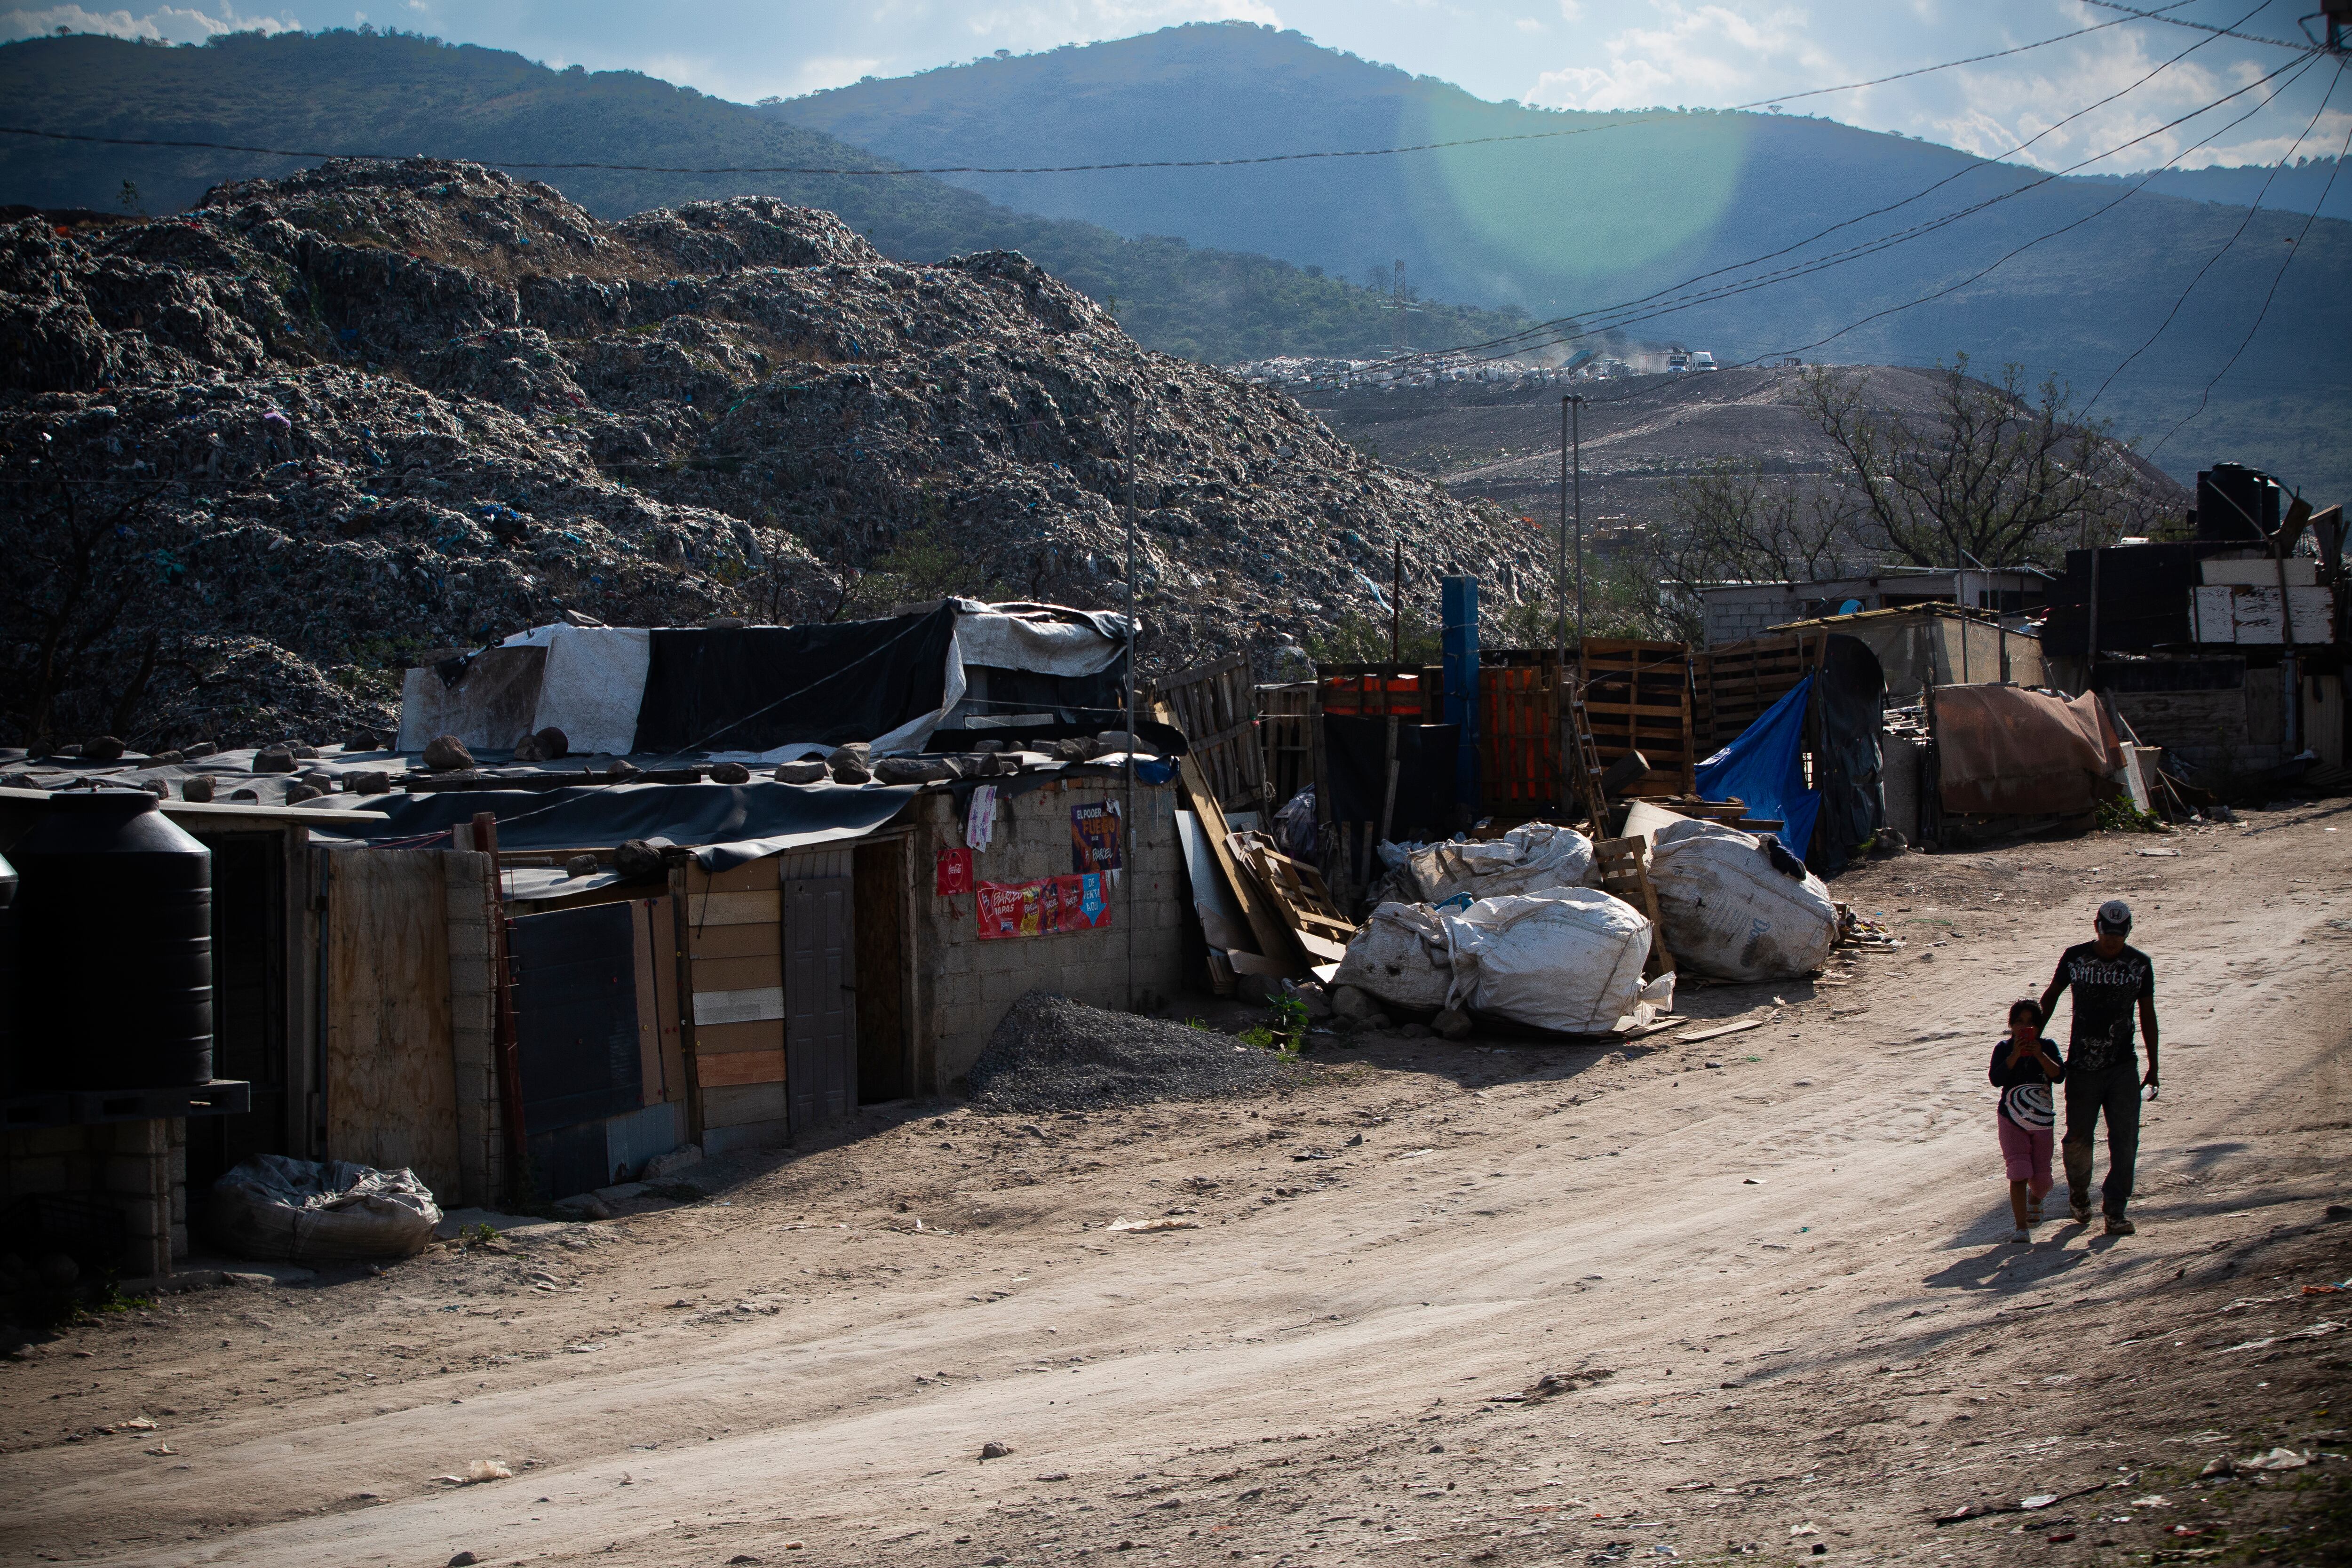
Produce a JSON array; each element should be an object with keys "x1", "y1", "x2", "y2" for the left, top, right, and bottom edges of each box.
[
  {"x1": 2007, "y1": 1226, "x2": 2030, "y2": 1244},
  {"x1": 2028, "y1": 1199, "x2": 2046, "y2": 1225}
]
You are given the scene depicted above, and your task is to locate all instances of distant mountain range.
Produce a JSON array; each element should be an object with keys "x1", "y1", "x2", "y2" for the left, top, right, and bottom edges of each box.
[
  {"x1": 2078, "y1": 157, "x2": 2347, "y2": 220},
  {"x1": 4, "y1": 24, "x2": 2346, "y2": 500},
  {"x1": 779, "y1": 23, "x2": 2352, "y2": 498},
  {"x1": 0, "y1": 30, "x2": 1528, "y2": 365}
]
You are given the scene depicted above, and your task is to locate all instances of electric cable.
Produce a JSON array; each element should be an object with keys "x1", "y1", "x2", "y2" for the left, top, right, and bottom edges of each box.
[
  {"x1": 1360, "y1": 0, "x2": 2276, "y2": 373},
  {"x1": 0, "y1": 1, "x2": 2209, "y2": 178},
  {"x1": 2078, "y1": 0, "x2": 2307, "y2": 49},
  {"x1": 2150, "y1": 77, "x2": 2352, "y2": 454},
  {"x1": 1336, "y1": 45, "x2": 2321, "y2": 381},
  {"x1": 2085, "y1": 56, "x2": 2345, "y2": 414}
]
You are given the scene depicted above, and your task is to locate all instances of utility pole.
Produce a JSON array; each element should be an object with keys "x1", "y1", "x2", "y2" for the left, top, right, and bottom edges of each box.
[
  {"x1": 1123, "y1": 396, "x2": 1140, "y2": 1011},
  {"x1": 1571, "y1": 399, "x2": 1590, "y2": 644}
]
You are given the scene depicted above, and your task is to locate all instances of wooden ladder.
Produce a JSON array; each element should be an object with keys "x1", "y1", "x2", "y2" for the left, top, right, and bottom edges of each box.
[{"x1": 1562, "y1": 674, "x2": 1611, "y2": 828}]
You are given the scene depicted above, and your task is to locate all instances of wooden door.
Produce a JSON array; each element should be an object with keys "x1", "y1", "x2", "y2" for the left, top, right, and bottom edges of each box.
[
  {"x1": 784, "y1": 876, "x2": 855, "y2": 1134},
  {"x1": 324, "y1": 849, "x2": 458, "y2": 1197}
]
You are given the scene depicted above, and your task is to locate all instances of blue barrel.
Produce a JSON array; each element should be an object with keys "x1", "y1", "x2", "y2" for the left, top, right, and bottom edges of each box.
[{"x1": 11, "y1": 791, "x2": 212, "y2": 1090}]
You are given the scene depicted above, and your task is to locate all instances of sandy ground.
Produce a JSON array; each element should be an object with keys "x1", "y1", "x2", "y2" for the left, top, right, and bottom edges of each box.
[{"x1": 5, "y1": 802, "x2": 2350, "y2": 1568}]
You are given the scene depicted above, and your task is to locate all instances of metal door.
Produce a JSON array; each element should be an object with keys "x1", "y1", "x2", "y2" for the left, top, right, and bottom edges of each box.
[{"x1": 784, "y1": 876, "x2": 854, "y2": 1134}]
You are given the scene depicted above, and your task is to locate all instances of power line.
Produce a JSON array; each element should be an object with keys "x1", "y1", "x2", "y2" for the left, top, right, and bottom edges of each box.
[
  {"x1": 2151, "y1": 69, "x2": 2352, "y2": 455},
  {"x1": 2086, "y1": 56, "x2": 2345, "y2": 414},
  {"x1": 1379, "y1": 0, "x2": 2274, "y2": 372},
  {"x1": 2077, "y1": 0, "x2": 2307, "y2": 49},
  {"x1": 0, "y1": 1, "x2": 2215, "y2": 180},
  {"x1": 1348, "y1": 44, "x2": 2320, "y2": 381}
]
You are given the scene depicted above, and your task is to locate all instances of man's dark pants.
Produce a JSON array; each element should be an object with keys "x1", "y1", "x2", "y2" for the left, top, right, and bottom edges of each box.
[{"x1": 2062, "y1": 1061, "x2": 2140, "y2": 1219}]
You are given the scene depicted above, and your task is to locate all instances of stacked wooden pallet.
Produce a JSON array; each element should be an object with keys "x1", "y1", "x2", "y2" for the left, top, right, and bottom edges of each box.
[
  {"x1": 1581, "y1": 639, "x2": 1699, "y2": 796},
  {"x1": 1694, "y1": 631, "x2": 1826, "y2": 753}
]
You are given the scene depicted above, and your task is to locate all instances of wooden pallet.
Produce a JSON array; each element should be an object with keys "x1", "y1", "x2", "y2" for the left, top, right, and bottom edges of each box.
[
  {"x1": 1254, "y1": 682, "x2": 1317, "y2": 808},
  {"x1": 1592, "y1": 835, "x2": 1676, "y2": 979},
  {"x1": 1581, "y1": 639, "x2": 1697, "y2": 796},
  {"x1": 1149, "y1": 654, "x2": 1270, "y2": 812},
  {"x1": 1227, "y1": 830, "x2": 1357, "y2": 964},
  {"x1": 1695, "y1": 631, "x2": 1826, "y2": 752}
]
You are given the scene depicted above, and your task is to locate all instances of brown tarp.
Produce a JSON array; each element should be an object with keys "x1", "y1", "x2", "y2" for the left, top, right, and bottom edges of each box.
[{"x1": 1932, "y1": 685, "x2": 2122, "y2": 816}]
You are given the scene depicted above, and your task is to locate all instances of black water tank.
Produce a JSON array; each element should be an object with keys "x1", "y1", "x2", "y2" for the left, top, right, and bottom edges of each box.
[
  {"x1": 11, "y1": 791, "x2": 212, "y2": 1090},
  {"x1": 2196, "y1": 463, "x2": 2281, "y2": 542}
]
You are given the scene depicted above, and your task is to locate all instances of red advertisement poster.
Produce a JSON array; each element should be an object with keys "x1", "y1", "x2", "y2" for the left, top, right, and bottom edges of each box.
[
  {"x1": 1070, "y1": 799, "x2": 1123, "y2": 874},
  {"x1": 935, "y1": 846, "x2": 974, "y2": 895},
  {"x1": 976, "y1": 874, "x2": 1112, "y2": 939}
]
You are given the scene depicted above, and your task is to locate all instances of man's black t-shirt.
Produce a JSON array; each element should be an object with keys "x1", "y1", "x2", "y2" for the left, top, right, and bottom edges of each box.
[{"x1": 2045, "y1": 941, "x2": 2154, "y2": 1073}]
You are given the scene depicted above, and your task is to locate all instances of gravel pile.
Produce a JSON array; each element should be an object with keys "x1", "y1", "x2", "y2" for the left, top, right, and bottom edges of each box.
[
  {"x1": 966, "y1": 990, "x2": 1291, "y2": 1114},
  {"x1": 4, "y1": 156, "x2": 1530, "y2": 750}
]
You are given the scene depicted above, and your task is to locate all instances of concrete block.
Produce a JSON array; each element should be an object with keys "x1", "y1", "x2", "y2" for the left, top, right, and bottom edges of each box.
[{"x1": 105, "y1": 1154, "x2": 165, "y2": 1195}]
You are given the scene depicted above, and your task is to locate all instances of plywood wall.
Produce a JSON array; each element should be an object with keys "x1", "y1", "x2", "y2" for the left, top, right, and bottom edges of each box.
[{"x1": 324, "y1": 850, "x2": 460, "y2": 1197}]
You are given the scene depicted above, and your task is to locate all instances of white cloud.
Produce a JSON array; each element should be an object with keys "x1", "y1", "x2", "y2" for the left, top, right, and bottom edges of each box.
[
  {"x1": 1513, "y1": 16, "x2": 1541, "y2": 33},
  {"x1": 947, "y1": 0, "x2": 1280, "y2": 53},
  {"x1": 1524, "y1": 1, "x2": 1836, "y2": 111},
  {"x1": 0, "y1": 2, "x2": 294, "y2": 42}
]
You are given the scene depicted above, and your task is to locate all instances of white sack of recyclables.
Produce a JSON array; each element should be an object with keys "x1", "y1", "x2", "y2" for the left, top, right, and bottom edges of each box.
[
  {"x1": 1332, "y1": 900, "x2": 1454, "y2": 1013},
  {"x1": 1404, "y1": 822, "x2": 1597, "y2": 905},
  {"x1": 1646, "y1": 818, "x2": 1837, "y2": 981},
  {"x1": 1440, "y1": 886, "x2": 1667, "y2": 1035}
]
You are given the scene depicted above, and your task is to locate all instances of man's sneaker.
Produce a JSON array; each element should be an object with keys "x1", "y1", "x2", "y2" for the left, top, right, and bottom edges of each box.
[
  {"x1": 2070, "y1": 1200, "x2": 2093, "y2": 1225},
  {"x1": 2104, "y1": 1214, "x2": 2136, "y2": 1236}
]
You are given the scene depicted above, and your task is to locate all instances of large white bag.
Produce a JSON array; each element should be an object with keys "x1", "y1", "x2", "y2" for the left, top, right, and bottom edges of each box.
[
  {"x1": 1407, "y1": 822, "x2": 1596, "y2": 905},
  {"x1": 1647, "y1": 819, "x2": 1836, "y2": 980},
  {"x1": 1332, "y1": 901, "x2": 1453, "y2": 1013},
  {"x1": 1440, "y1": 886, "x2": 1657, "y2": 1035}
]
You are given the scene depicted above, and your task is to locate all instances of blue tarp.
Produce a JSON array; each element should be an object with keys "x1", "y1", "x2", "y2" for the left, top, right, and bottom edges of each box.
[{"x1": 1694, "y1": 675, "x2": 1820, "y2": 862}]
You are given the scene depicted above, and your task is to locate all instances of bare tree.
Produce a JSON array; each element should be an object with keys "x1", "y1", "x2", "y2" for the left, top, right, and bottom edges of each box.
[
  {"x1": 0, "y1": 479, "x2": 174, "y2": 748},
  {"x1": 1793, "y1": 357, "x2": 2159, "y2": 568}
]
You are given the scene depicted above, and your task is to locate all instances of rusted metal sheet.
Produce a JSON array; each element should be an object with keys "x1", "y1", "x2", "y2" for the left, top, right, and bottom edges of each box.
[{"x1": 1932, "y1": 685, "x2": 2122, "y2": 816}]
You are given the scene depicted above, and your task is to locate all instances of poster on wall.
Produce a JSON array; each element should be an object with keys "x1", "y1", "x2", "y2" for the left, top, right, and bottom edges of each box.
[
  {"x1": 935, "y1": 846, "x2": 974, "y2": 895},
  {"x1": 1070, "y1": 799, "x2": 1123, "y2": 874},
  {"x1": 976, "y1": 874, "x2": 1112, "y2": 939}
]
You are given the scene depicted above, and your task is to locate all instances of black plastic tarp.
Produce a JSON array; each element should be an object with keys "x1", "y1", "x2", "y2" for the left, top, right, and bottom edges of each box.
[
  {"x1": 1808, "y1": 634, "x2": 1886, "y2": 877},
  {"x1": 2041, "y1": 541, "x2": 2243, "y2": 657},
  {"x1": 1322, "y1": 718, "x2": 1461, "y2": 842},
  {"x1": 631, "y1": 607, "x2": 958, "y2": 753},
  {"x1": 312, "y1": 780, "x2": 918, "y2": 869}
]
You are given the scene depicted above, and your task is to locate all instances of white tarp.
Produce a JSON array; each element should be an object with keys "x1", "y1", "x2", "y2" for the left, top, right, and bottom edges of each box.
[
  {"x1": 500, "y1": 623, "x2": 652, "y2": 757},
  {"x1": 1647, "y1": 818, "x2": 1837, "y2": 981},
  {"x1": 398, "y1": 604, "x2": 1128, "y2": 758},
  {"x1": 1441, "y1": 887, "x2": 1661, "y2": 1035}
]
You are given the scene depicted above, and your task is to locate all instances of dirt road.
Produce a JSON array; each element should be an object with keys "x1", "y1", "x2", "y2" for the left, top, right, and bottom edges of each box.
[{"x1": 6, "y1": 804, "x2": 2349, "y2": 1567}]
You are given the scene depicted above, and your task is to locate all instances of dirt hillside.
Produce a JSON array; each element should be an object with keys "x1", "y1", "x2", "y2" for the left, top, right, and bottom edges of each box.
[{"x1": 2, "y1": 803, "x2": 2347, "y2": 1565}]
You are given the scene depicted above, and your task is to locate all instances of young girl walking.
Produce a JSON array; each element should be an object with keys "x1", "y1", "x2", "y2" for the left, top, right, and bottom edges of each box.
[{"x1": 1990, "y1": 998, "x2": 2066, "y2": 1243}]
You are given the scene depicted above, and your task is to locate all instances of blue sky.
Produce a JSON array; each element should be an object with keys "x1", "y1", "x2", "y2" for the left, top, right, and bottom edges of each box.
[{"x1": 6, "y1": 0, "x2": 2343, "y2": 173}]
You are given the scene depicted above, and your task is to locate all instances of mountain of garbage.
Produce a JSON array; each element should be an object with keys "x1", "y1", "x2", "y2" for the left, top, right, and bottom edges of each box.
[{"x1": 2, "y1": 158, "x2": 1531, "y2": 750}]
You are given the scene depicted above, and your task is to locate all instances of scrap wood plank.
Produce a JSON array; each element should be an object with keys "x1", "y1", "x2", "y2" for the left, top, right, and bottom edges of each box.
[
  {"x1": 1592, "y1": 834, "x2": 1676, "y2": 979},
  {"x1": 1227, "y1": 831, "x2": 1357, "y2": 962},
  {"x1": 1166, "y1": 732, "x2": 1303, "y2": 972},
  {"x1": 1681, "y1": 1018, "x2": 1764, "y2": 1044}
]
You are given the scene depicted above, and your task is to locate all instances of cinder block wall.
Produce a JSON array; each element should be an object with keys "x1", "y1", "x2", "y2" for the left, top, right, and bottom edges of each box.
[
  {"x1": 0, "y1": 1117, "x2": 187, "y2": 1280},
  {"x1": 1702, "y1": 588, "x2": 1801, "y2": 649},
  {"x1": 909, "y1": 776, "x2": 1189, "y2": 1089},
  {"x1": 442, "y1": 849, "x2": 503, "y2": 1208}
]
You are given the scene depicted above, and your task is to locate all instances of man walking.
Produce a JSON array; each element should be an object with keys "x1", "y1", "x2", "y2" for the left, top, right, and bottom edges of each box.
[{"x1": 2037, "y1": 899, "x2": 2159, "y2": 1236}]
